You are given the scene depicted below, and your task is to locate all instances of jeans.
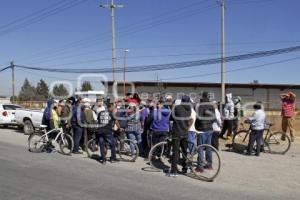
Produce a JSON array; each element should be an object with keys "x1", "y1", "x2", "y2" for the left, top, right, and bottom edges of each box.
[
  {"x1": 187, "y1": 131, "x2": 197, "y2": 153},
  {"x1": 197, "y1": 130, "x2": 213, "y2": 168},
  {"x1": 247, "y1": 129, "x2": 264, "y2": 155},
  {"x1": 98, "y1": 132, "x2": 116, "y2": 160},
  {"x1": 128, "y1": 131, "x2": 142, "y2": 153},
  {"x1": 72, "y1": 125, "x2": 83, "y2": 152}
]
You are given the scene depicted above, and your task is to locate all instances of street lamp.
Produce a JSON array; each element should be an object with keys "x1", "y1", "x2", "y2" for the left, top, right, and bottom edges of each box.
[{"x1": 123, "y1": 49, "x2": 129, "y2": 98}]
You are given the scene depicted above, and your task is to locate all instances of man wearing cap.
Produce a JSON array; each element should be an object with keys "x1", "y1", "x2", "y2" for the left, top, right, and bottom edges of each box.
[{"x1": 280, "y1": 92, "x2": 297, "y2": 142}]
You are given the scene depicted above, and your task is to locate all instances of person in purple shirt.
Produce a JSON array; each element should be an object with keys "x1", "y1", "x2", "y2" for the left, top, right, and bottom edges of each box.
[
  {"x1": 150, "y1": 100, "x2": 171, "y2": 146},
  {"x1": 139, "y1": 102, "x2": 150, "y2": 157}
]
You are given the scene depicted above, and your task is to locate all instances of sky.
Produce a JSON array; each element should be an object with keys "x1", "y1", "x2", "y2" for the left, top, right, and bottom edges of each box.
[{"x1": 0, "y1": 0, "x2": 300, "y2": 97}]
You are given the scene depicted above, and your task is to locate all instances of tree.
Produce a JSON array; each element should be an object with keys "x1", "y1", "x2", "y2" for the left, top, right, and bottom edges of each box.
[
  {"x1": 52, "y1": 84, "x2": 69, "y2": 97},
  {"x1": 36, "y1": 79, "x2": 49, "y2": 100},
  {"x1": 18, "y1": 78, "x2": 36, "y2": 101},
  {"x1": 81, "y1": 81, "x2": 93, "y2": 91}
]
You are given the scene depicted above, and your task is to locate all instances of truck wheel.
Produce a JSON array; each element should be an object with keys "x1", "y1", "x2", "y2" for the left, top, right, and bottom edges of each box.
[{"x1": 24, "y1": 120, "x2": 34, "y2": 135}]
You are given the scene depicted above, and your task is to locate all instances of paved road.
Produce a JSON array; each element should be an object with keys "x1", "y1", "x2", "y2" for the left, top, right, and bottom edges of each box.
[{"x1": 0, "y1": 128, "x2": 300, "y2": 200}]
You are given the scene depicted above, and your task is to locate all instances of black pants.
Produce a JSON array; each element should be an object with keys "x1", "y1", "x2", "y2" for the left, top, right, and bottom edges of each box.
[
  {"x1": 247, "y1": 129, "x2": 264, "y2": 155},
  {"x1": 211, "y1": 131, "x2": 220, "y2": 150},
  {"x1": 141, "y1": 129, "x2": 149, "y2": 157},
  {"x1": 99, "y1": 132, "x2": 117, "y2": 160},
  {"x1": 171, "y1": 135, "x2": 188, "y2": 173},
  {"x1": 152, "y1": 131, "x2": 169, "y2": 146},
  {"x1": 220, "y1": 120, "x2": 233, "y2": 137}
]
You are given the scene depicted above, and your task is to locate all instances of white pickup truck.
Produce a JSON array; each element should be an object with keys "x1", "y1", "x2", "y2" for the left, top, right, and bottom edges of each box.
[{"x1": 15, "y1": 109, "x2": 43, "y2": 135}]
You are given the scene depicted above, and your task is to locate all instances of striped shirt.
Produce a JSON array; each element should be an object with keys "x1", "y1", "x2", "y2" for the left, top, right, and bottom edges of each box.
[{"x1": 281, "y1": 99, "x2": 296, "y2": 117}]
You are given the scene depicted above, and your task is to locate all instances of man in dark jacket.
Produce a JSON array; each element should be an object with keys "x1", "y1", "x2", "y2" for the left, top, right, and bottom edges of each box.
[
  {"x1": 42, "y1": 99, "x2": 55, "y2": 131},
  {"x1": 71, "y1": 98, "x2": 85, "y2": 154},
  {"x1": 195, "y1": 92, "x2": 216, "y2": 172},
  {"x1": 168, "y1": 95, "x2": 192, "y2": 177}
]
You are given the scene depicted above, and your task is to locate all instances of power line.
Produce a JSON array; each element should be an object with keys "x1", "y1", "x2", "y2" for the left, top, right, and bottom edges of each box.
[
  {"x1": 10, "y1": 45, "x2": 300, "y2": 74},
  {"x1": 28, "y1": 50, "x2": 258, "y2": 68},
  {"x1": 0, "y1": 0, "x2": 88, "y2": 36},
  {"x1": 159, "y1": 56, "x2": 300, "y2": 81},
  {"x1": 20, "y1": 40, "x2": 300, "y2": 67},
  {"x1": 15, "y1": 0, "x2": 216, "y2": 64}
]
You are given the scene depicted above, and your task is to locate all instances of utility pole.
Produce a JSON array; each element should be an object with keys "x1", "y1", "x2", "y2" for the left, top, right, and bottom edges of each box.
[
  {"x1": 10, "y1": 61, "x2": 15, "y2": 103},
  {"x1": 220, "y1": 0, "x2": 226, "y2": 104},
  {"x1": 100, "y1": 0, "x2": 123, "y2": 86},
  {"x1": 123, "y1": 49, "x2": 129, "y2": 98}
]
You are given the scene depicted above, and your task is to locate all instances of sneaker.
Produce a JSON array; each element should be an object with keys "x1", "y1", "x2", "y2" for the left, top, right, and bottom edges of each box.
[
  {"x1": 72, "y1": 151, "x2": 83, "y2": 154},
  {"x1": 101, "y1": 160, "x2": 107, "y2": 165},
  {"x1": 46, "y1": 148, "x2": 56, "y2": 153},
  {"x1": 204, "y1": 165, "x2": 213, "y2": 170},
  {"x1": 181, "y1": 168, "x2": 187, "y2": 174},
  {"x1": 194, "y1": 167, "x2": 204, "y2": 173},
  {"x1": 281, "y1": 135, "x2": 286, "y2": 141},
  {"x1": 167, "y1": 172, "x2": 179, "y2": 177}
]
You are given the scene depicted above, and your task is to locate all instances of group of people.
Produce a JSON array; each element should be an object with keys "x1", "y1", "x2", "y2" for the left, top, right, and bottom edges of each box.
[{"x1": 41, "y1": 91, "x2": 297, "y2": 177}]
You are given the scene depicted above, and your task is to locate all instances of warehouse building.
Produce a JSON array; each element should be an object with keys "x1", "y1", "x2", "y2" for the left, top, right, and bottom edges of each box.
[{"x1": 108, "y1": 81, "x2": 300, "y2": 110}]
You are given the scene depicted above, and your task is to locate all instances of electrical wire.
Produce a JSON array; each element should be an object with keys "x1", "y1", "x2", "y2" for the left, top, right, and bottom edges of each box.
[
  {"x1": 0, "y1": 0, "x2": 88, "y2": 36},
  {"x1": 159, "y1": 56, "x2": 300, "y2": 81},
  {"x1": 11, "y1": 45, "x2": 300, "y2": 73}
]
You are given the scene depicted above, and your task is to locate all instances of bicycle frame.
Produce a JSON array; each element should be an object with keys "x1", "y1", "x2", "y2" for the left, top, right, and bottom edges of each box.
[
  {"x1": 41, "y1": 128, "x2": 66, "y2": 145},
  {"x1": 238, "y1": 124, "x2": 273, "y2": 145}
]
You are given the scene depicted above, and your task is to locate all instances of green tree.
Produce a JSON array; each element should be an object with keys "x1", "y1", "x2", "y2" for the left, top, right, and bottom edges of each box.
[
  {"x1": 81, "y1": 81, "x2": 93, "y2": 91},
  {"x1": 36, "y1": 79, "x2": 49, "y2": 100},
  {"x1": 18, "y1": 78, "x2": 36, "y2": 101},
  {"x1": 52, "y1": 84, "x2": 69, "y2": 97}
]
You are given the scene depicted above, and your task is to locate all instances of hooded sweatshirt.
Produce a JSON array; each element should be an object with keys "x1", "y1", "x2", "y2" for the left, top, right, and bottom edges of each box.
[
  {"x1": 42, "y1": 99, "x2": 55, "y2": 130},
  {"x1": 150, "y1": 107, "x2": 171, "y2": 132},
  {"x1": 223, "y1": 93, "x2": 235, "y2": 120}
]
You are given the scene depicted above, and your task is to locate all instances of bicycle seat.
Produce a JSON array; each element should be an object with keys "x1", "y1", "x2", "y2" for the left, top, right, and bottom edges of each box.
[
  {"x1": 40, "y1": 125, "x2": 47, "y2": 128},
  {"x1": 267, "y1": 123, "x2": 274, "y2": 127}
]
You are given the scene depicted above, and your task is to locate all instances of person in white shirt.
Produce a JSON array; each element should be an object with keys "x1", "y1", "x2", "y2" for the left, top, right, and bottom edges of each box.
[
  {"x1": 212, "y1": 101, "x2": 222, "y2": 150},
  {"x1": 245, "y1": 102, "x2": 266, "y2": 156},
  {"x1": 187, "y1": 106, "x2": 201, "y2": 152}
]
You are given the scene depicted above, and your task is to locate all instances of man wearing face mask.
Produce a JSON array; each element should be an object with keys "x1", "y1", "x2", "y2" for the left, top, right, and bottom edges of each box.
[{"x1": 92, "y1": 96, "x2": 106, "y2": 116}]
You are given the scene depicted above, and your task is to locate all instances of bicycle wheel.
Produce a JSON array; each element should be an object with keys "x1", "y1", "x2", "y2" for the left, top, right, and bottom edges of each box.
[
  {"x1": 28, "y1": 133, "x2": 46, "y2": 153},
  {"x1": 191, "y1": 144, "x2": 221, "y2": 182},
  {"x1": 266, "y1": 132, "x2": 291, "y2": 155},
  {"x1": 148, "y1": 141, "x2": 172, "y2": 171},
  {"x1": 232, "y1": 130, "x2": 249, "y2": 153},
  {"x1": 117, "y1": 139, "x2": 139, "y2": 162},
  {"x1": 86, "y1": 138, "x2": 99, "y2": 159},
  {"x1": 59, "y1": 134, "x2": 74, "y2": 155}
]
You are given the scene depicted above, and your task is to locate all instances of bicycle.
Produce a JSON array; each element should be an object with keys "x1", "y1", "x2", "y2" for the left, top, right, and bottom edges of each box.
[
  {"x1": 148, "y1": 135, "x2": 221, "y2": 182},
  {"x1": 233, "y1": 122, "x2": 291, "y2": 155},
  {"x1": 86, "y1": 130, "x2": 139, "y2": 162},
  {"x1": 28, "y1": 125, "x2": 74, "y2": 155}
]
